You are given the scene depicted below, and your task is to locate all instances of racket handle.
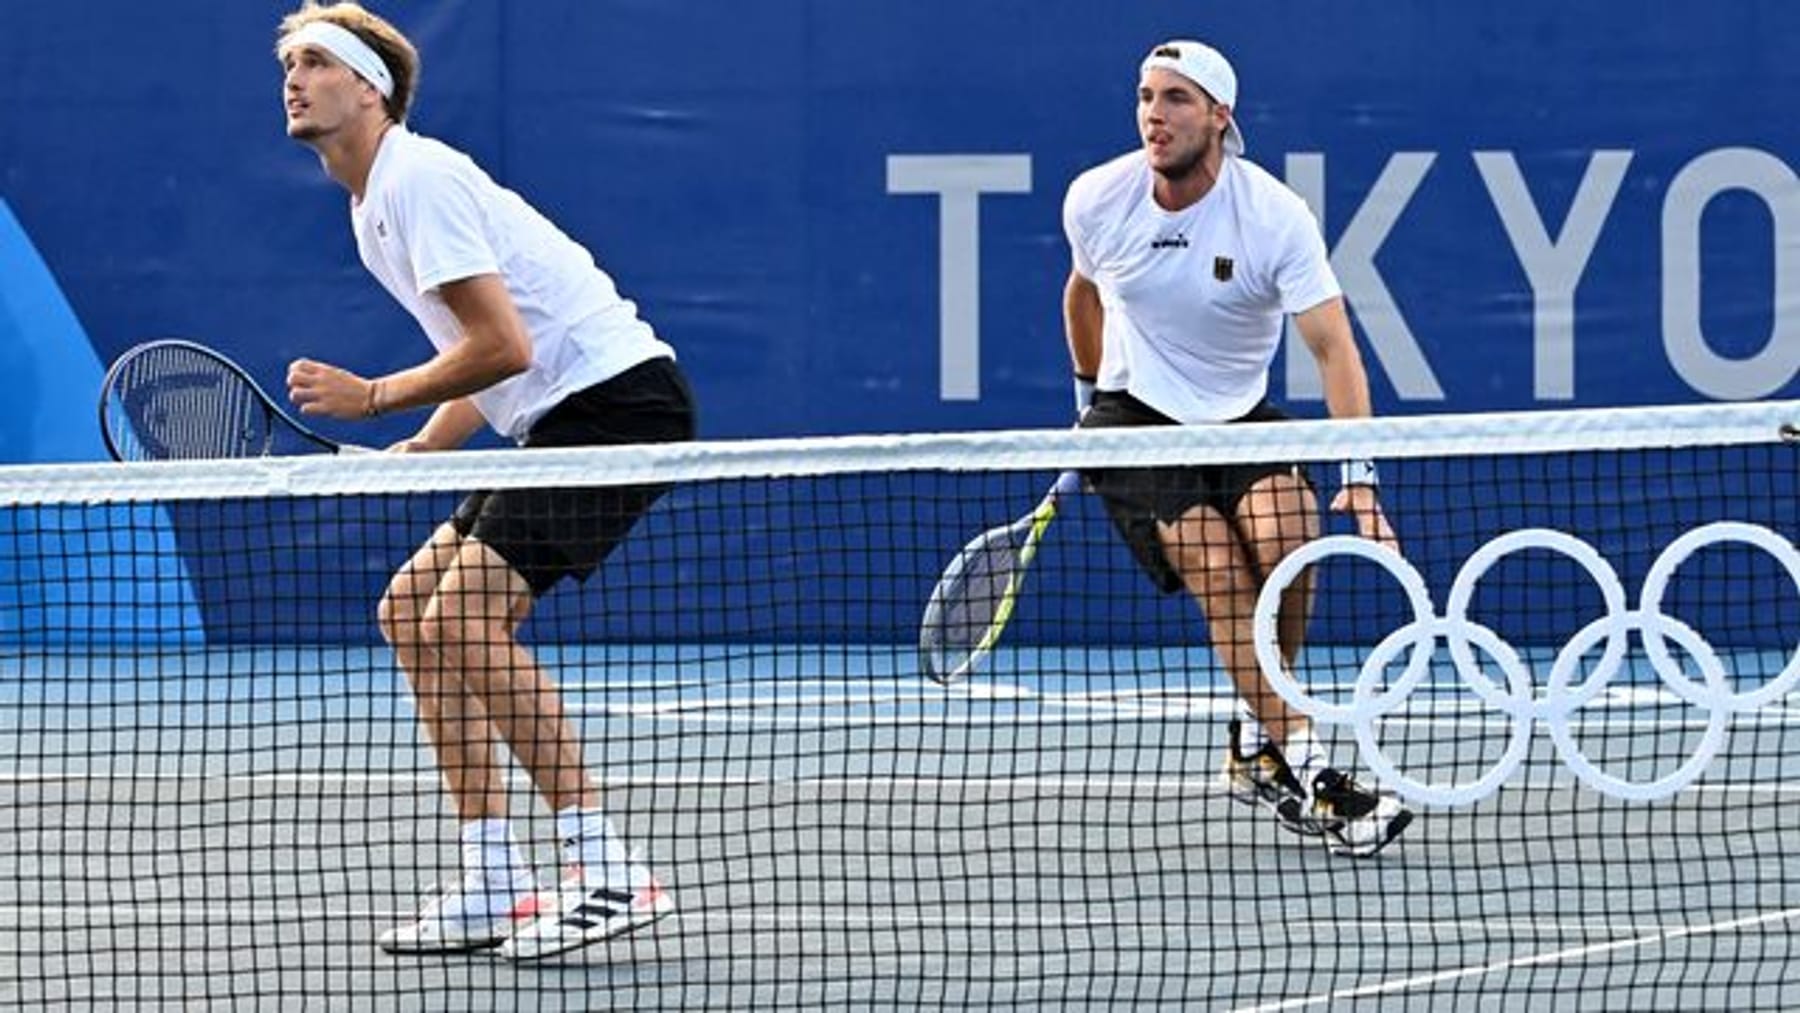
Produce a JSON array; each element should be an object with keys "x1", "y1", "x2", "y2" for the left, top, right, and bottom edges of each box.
[
  {"x1": 1050, "y1": 469, "x2": 1083, "y2": 498},
  {"x1": 336, "y1": 444, "x2": 381, "y2": 456}
]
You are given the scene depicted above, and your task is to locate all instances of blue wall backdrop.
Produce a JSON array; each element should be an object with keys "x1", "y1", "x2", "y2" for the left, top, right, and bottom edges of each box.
[
  {"x1": 2, "y1": 2, "x2": 1798, "y2": 646},
  {"x1": 5, "y1": 1, "x2": 1800, "y2": 453}
]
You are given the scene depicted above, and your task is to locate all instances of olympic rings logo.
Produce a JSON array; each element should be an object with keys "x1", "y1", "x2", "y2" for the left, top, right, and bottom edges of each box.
[{"x1": 1252, "y1": 522, "x2": 1800, "y2": 807}]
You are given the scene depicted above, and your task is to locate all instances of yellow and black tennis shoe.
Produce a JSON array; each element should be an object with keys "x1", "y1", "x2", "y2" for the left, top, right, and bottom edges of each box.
[
  {"x1": 1305, "y1": 768, "x2": 1415, "y2": 859},
  {"x1": 1219, "y1": 719, "x2": 1317, "y2": 838},
  {"x1": 1220, "y1": 719, "x2": 1415, "y2": 856}
]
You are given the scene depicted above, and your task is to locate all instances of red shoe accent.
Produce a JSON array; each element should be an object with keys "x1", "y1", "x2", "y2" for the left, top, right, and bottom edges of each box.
[
  {"x1": 635, "y1": 879, "x2": 667, "y2": 909},
  {"x1": 508, "y1": 892, "x2": 545, "y2": 922}
]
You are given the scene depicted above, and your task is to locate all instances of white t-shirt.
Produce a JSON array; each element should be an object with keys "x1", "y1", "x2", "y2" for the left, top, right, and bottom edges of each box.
[
  {"x1": 1062, "y1": 152, "x2": 1340, "y2": 423},
  {"x1": 352, "y1": 126, "x2": 674, "y2": 441}
]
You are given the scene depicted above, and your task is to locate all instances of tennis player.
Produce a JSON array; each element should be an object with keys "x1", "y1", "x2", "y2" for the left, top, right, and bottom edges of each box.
[
  {"x1": 1062, "y1": 39, "x2": 1413, "y2": 856},
  {"x1": 276, "y1": 2, "x2": 693, "y2": 956}
]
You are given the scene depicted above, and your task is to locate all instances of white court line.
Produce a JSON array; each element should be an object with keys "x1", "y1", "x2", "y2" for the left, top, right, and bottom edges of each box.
[
  {"x1": 0, "y1": 771, "x2": 1222, "y2": 790},
  {"x1": 600, "y1": 689, "x2": 961, "y2": 713},
  {"x1": 0, "y1": 771, "x2": 1255, "y2": 794},
  {"x1": 0, "y1": 904, "x2": 1719, "y2": 940},
  {"x1": 572, "y1": 699, "x2": 1799, "y2": 729},
  {"x1": 5, "y1": 770, "x2": 1800, "y2": 794},
  {"x1": 571, "y1": 709, "x2": 1221, "y2": 727},
  {"x1": 1231, "y1": 906, "x2": 1800, "y2": 1013},
  {"x1": 560, "y1": 677, "x2": 911, "y2": 693}
]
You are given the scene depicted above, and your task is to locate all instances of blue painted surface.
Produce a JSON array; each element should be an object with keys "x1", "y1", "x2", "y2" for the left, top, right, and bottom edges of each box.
[
  {"x1": 0, "y1": 201, "x2": 204, "y2": 641},
  {"x1": 1, "y1": 2, "x2": 1797, "y2": 647}
]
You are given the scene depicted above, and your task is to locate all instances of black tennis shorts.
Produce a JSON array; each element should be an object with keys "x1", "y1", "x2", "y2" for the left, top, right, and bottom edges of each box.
[
  {"x1": 451, "y1": 356, "x2": 697, "y2": 597},
  {"x1": 1078, "y1": 390, "x2": 1309, "y2": 595}
]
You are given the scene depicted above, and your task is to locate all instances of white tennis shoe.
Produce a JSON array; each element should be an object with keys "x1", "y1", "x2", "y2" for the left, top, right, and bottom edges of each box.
[
  {"x1": 377, "y1": 871, "x2": 546, "y2": 954},
  {"x1": 1306, "y1": 768, "x2": 1415, "y2": 858},
  {"x1": 502, "y1": 864, "x2": 674, "y2": 961}
]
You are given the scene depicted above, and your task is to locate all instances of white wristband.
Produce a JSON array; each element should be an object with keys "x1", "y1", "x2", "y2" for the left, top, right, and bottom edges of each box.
[
  {"x1": 1339, "y1": 458, "x2": 1380, "y2": 487},
  {"x1": 1073, "y1": 376, "x2": 1096, "y2": 414}
]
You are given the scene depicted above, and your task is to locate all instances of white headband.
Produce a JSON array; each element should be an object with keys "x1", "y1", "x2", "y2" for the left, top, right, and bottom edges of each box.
[{"x1": 279, "y1": 21, "x2": 394, "y2": 99}]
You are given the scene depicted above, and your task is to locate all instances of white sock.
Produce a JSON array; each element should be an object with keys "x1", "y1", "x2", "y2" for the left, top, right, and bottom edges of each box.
[
  {"x1": 1237, "y1": 711, "x2": 1269, "y2": 754},
  {"x1": 1282, "y1": 728, "x2": 1330, "y2": 790},
  {"x1": 460, "y1": 818, "x2": 529, "y2": 888},
  {"x1": 556, "y1": 806, "x2": 629, "y2": 887}
]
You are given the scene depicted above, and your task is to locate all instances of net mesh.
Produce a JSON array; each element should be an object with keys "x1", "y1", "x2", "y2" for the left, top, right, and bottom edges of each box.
[{"x1": 2, "y1": 402, "x2": 1798, "y2": 1010}]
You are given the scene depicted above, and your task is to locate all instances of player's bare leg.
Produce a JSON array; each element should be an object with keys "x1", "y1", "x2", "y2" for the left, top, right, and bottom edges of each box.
[
  {"x1": 425, "y1": 538, "x2": 592, "y2": 814},
  {"x1": 371, "y1": 526, "x2": 543, "y2": 952},
  {"x1": 1158, "y1": 492, "x2": 1313, "y2": 748},
  {"x1": 428, "y1": 537, "x2": 674, "y2": 959},
  {"x1": 1165, "y1": 478, "x2": 1413, "y2": 856}
]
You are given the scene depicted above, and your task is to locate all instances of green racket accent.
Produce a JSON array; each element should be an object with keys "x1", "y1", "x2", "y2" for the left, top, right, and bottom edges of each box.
[{"x1": 919, "y1": 471, "x2": 1081, "y2": 685}]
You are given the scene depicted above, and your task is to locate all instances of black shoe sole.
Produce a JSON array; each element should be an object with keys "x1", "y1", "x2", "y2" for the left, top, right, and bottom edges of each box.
[{"x1": 1323, "y1": 807, "x2": 1416, "y2": 859}]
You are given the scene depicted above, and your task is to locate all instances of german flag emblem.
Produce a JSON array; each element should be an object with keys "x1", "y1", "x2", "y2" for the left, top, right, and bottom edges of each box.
[{"x1": 1213, "y1": 256, "x2": 1234, "y2": 282}]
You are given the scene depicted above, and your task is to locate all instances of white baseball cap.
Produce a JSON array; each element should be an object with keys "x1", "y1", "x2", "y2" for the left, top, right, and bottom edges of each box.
[{"x1": 1140, "y1": 39, "x2": 1244, "y2": 156}]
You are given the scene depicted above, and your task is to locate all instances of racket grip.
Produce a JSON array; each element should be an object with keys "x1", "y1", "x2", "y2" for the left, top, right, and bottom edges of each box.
[
  {"x1": 336, "y1": 444, "x2": 381, "y2": 456},
  {"x1": 1051, "y1": 469, "x2": 1083, "y2": 497}
]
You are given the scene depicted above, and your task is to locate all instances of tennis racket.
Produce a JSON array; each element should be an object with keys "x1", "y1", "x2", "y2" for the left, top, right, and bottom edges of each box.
[
  {"x1": 99, "y1": 339, "x2": 372, "y2": 461},
  {"x1": 919, "y1": 470, "x2": 1083, "y2": 685}
]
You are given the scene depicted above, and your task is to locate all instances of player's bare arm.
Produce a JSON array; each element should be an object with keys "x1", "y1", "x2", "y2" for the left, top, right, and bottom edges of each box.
[
  {"x1": 1065, "y1": 269, "x2": 1105, "y2": 418},
  {"x1": 287, "y1": 273, "x2": 531, "y2": 421},
  {"x1": 394, "y1": 398, "x2": 486, "y2": 453},
  {"x1": 1063, "y1": 270, "x2": 1104, "y2": 378},
  {"x1": 1292, "y1": 296, "x2": 1396, "y2": 546}
]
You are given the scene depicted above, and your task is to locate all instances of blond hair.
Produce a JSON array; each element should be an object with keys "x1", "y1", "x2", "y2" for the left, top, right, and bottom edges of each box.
[{"x1": 277, "y1": 2, "x2": 419, "y2": 123}]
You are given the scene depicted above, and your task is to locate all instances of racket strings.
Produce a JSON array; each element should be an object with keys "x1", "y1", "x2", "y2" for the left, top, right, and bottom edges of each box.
[
  {"x1": 920, "y1": 520, "x2": 1032, "y2": 680},
  {"x1": 106, "y1": 344, "x2": 276, "y2": 460}
]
